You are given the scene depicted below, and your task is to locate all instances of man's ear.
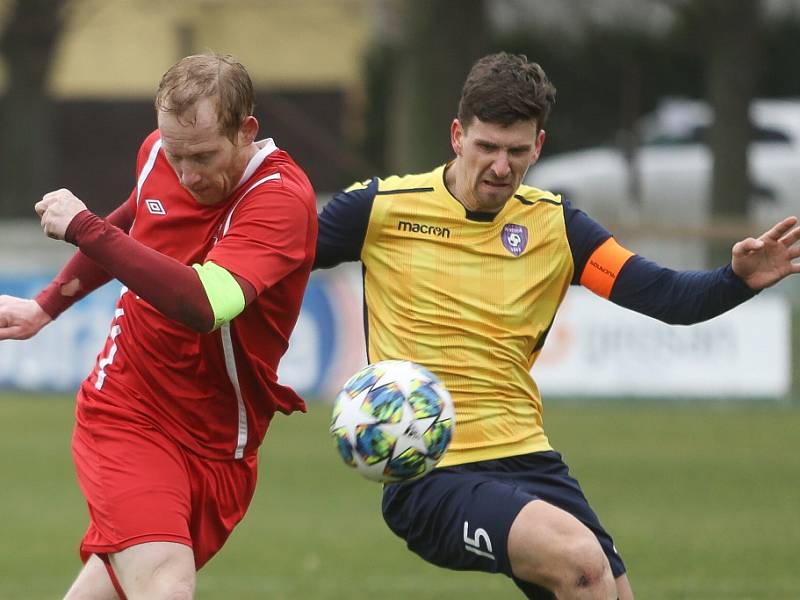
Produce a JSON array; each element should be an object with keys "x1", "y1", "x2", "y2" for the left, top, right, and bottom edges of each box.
[
  {"x1": 530, "y1": 129, "x2": 546, "y2": 164},
  {"x1": 239, "y1": 116, "x2": 259, "y2": 146},
  {"x1": 450, "y1": 118, "x2": 464, "y2": 156}
]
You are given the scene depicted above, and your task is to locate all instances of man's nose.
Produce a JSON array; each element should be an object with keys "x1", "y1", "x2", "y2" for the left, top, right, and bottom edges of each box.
[
  {"x1": 491, "y1": 154, "x2": 511, "y2": 178},
  {"x1": 180, "y1": 164, "x2": 202, "y2": 187}
]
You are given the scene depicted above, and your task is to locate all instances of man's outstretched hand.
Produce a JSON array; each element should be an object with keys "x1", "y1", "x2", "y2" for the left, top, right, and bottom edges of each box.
[
  {"x1": 732, "y1": 216, "x2": 800, "y2": 290},
  {"x1": 0, "y1": 296, "x2": 52, "y2": 340}
]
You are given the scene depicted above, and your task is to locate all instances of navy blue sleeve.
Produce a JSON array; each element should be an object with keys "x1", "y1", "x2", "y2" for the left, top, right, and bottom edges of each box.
[
  {"x1": 611, "y1": 258, "x2": 757, "y2": 325},
  {"x1": 314, "y1": 178, "x2": 378, "y2": 270},
  {"x1": 562, "y1": 198, "x2": 613, "y2": 284},
  {"x1": 562, "y1": 198, "x2": 758, "y2": 325}
]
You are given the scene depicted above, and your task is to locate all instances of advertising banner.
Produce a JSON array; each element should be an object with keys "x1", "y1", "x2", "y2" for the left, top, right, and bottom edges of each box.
[
  {"x1": 0, "y1": 269, "x2": 791, "y2": 399},
  {"x1": 533, "y1": 288, "x2": 791, "y2": 398}
]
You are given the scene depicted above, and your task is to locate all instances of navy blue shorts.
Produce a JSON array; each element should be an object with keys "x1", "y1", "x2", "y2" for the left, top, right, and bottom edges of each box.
[{"x1": 382, "y1": 451, "x2": 625, "y2": 599}]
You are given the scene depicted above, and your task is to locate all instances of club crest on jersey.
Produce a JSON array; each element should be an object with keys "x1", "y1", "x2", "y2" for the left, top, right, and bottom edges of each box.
[
  {"x1": 501, "y1": 223, "x2": 528, "y2": 256},
  {"x1": 145, "y1": 198, "x2": 166, "y2": 215}
]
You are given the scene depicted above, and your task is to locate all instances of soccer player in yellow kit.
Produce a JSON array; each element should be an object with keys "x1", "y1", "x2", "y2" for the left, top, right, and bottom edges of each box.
[{"x1": 314, "y1": 53, "x2": 800, "y2": 599}]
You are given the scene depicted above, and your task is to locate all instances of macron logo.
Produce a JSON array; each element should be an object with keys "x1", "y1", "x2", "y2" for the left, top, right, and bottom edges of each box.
[
  {"x1": 397, "y1": 220, "x2": 451, "y2": 238},
  {"x1": 145, "y1": 198, "x2": 166, "y2": 215}
]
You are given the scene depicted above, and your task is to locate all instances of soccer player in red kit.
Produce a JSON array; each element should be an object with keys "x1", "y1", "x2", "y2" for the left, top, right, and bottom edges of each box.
[{"x1": 0, "y1": 54, "x2": 317, "y2": 599}]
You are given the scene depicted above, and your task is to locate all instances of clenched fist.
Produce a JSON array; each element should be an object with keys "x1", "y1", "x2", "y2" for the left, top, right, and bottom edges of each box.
[{"x1": 35, "y1": 188, "x2": 87, "y2": 241}]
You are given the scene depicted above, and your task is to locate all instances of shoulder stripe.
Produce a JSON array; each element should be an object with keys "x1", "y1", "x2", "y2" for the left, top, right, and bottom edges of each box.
[
  {"x1": 240, "y1": 172, "x2": 282, "y2": 201},
  {"x1": 376, "y1": 186, "x2": 435, "y2": 195},
  {"x1": 211, "y1": 168, "x2": 283, "y2": 461},
  {"x1": 213, "y1": 167, "x2": 281, "y2": 461},
  {"x1": 220, "y1": 322, "x2": 248, "y2": 459},
  {"x1": 514, "y1": 194, "x2": 561, "y2": 206},
  {"x1": 345, "y1": 178, "x2": 374, "y2": 193},
  {"x1": 514, "y1": 194, "x2": 534, "y2": 205},
  {"x1": 136, "y1": 139, "x2": 162, "y2": 206},
  {"x1": 221, "y1": 172, "x2": 281, "y2": 236}
]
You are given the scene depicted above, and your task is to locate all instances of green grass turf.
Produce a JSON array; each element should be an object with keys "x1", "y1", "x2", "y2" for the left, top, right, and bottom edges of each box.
[{"x1": 1, "y1": 394, "x2": 798, "y2": 599}]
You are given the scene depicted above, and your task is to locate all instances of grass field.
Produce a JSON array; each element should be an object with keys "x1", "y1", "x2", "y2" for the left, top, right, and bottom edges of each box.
[{"x1": 1, "y1": 394, "x2": 799, "y2": 599}]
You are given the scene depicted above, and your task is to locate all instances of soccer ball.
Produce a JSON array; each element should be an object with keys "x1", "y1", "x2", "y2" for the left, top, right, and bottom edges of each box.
[{"x1": 330, "y1": 360, "x2": 455, "y2": 483}]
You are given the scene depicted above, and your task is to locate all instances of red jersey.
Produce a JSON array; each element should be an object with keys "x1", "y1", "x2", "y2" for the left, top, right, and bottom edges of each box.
[{"x1": 79, "y1": 131, "x2": 317, "y2": 459}]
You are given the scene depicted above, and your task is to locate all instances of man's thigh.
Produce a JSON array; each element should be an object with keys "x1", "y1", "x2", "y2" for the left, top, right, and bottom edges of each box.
[
  {"x1": 73, "y1": 415, "x2": 195, "y2": 561},
  {"x1": 381, "y1": 452, "x2": 625, "y2": 580},
  {"x1": 72, "y1": 412, "x2": 257, "y2": 569},
  {"x1": 382, "y1": 466, "x2": 529, "y2": 576}
]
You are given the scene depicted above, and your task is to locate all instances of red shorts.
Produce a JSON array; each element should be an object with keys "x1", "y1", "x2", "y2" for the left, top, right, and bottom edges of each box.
[{"x1": 71, "y1": 396, "x2": 258, "y2": 569}]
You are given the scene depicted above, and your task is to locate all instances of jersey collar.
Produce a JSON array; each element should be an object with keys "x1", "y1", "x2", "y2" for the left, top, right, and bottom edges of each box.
[
  {"x1": 234, "y1": 138, "x2": 279, "y2": 191},
  {"x1": 439, "y1": 161, "x2": 507, "y2": 223}
]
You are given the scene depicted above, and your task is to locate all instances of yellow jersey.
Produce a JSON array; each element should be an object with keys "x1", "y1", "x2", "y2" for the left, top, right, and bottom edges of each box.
[{"x1": 315, "y1": 164, "x2": 755, "y2": 466}]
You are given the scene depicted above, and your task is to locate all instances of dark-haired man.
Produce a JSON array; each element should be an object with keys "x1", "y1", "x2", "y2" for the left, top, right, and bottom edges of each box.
[{"x1": 314, "y1": 52, "x2": 800, "y2": 599}]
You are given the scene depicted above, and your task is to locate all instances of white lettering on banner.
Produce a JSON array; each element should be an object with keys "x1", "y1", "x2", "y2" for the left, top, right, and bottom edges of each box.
[
  {"x1": 534, "y1": 288, "x2": 791, "y2": 398},
  {"x1": 463, "y1": 521, "x2": 495, "y2": 560},
  {"x1": 582, "y1": 324, "x2": 738, "y2": 365}
]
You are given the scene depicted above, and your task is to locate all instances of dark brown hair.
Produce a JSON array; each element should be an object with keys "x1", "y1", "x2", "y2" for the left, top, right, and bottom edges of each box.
[
  {"x1": 458, "y1": 52, "x2": 556, "y2": 131},
  {"x1": 155, "y1": 53, "x2": 254, "y2": 141}
]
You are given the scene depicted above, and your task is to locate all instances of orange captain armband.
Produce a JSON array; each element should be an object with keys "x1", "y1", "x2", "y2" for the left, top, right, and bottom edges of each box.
[{"x1": 579, "y1": 237, "x2": 635, "y2": 299}]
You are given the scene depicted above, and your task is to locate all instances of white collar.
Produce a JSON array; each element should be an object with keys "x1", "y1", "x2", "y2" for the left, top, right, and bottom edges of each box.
[{"x1": 235, "y1": 138, "x2": 279, "y2": 189}]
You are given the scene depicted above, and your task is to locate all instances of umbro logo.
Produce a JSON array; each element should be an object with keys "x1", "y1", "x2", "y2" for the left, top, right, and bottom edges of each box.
[{"x1": 145, "y1": 198, "x2": 166, "y2": 215}]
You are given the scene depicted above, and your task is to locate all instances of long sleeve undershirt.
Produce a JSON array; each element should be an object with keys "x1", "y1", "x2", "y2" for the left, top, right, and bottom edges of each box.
[
  {"x1": 35, "y1": 201, "x2": 135, "y2": 319},
  {"x1": 36, "y1": 207, "x2": 256, "y2": 332}
]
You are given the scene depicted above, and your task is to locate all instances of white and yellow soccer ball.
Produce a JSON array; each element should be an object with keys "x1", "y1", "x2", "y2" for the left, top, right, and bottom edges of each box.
[{"x1": 330, "y1": 360, "x2": 455, "y2": 483}]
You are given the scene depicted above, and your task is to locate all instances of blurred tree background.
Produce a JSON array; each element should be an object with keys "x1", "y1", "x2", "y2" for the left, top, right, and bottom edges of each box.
[
  {"x1": 364, "y1": 0, "x2": 800, "y2": 225},
  {"x1": 1, "y1": 0, "x2": 800, "y2": 217},
  {"x1": 0, "y1": 0, "x2": 67, "y2": 218}
]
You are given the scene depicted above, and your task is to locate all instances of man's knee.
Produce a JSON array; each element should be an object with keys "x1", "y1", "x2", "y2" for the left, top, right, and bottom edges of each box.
[
  {"x1": 508, "y1": 500, "x2": 615, "y2": 598},
  {"x1": 63, "y1": 554, "x2": 121, "y2": 600},
  {"x1": 149, "y1": 581, "x2": 194, "y2": 600},
  {"x1": 520, "y1": 529, "x2": 612, "y2": 595},
  {"x1": 110, "y1": 541, "x2": 196, "y2": 600},
  {"x1": 147, "y1": 565, "x2": 194, "y2": 600},
  {"x1": 558, "y1": 533, "x2": 613, "y2": 591}
]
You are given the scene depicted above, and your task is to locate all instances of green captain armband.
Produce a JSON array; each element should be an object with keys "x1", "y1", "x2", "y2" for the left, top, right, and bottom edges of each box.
[{"x1": 192, "y1": 261, "x2": 246, "y2": 330}]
